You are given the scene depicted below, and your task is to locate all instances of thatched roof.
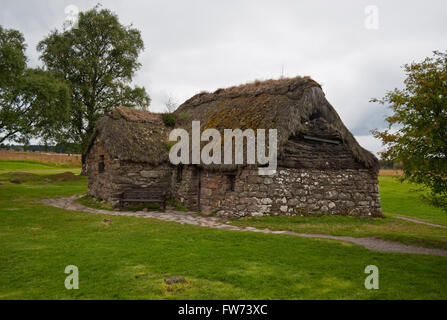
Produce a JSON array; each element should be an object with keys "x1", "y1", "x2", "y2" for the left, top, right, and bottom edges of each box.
[
  {"x1": 87, "y1": 107, "x2": 170, "y2": 165},
  {"x1": 89, "y1": 76, "x2": 378, "y2": 172},
  {"x1": 174, "y1": 76, "x2": 379, "y2": 171}
]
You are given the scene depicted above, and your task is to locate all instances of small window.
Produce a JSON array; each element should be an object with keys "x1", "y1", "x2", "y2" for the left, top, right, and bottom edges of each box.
[
  {"x1": 227, "y1": 175, "x2": 235, "y2": 192},
  {"x1": 303, "y1": 135, "x2": 340, "y2": 145},
  {"x1": 98, "y1": 155, "x2": 105, "y2": 173},
  {"x1": 176, "y1": 165, "x2": 183, "y2": 182}
]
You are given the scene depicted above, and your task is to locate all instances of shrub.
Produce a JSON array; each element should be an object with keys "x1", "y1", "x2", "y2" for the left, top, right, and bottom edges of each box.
[{"x1": 162, "y1": 114, "x2": 176, "y2": 126}]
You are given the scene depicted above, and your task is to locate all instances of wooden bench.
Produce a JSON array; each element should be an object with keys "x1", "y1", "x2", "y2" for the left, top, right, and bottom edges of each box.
[{"x1": 119, "y1": 188, "x2": 166, "y2": 211}]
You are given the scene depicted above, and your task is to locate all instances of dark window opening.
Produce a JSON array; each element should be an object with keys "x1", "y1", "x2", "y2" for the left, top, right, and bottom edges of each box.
[
  {"x1": 303, "y1": 135, "x2": 340, "y2": 145},
  {"x1": 227, "y1": 175, "x2": 235, "y2": 192},
  {"x1": 309, "y1": 111, "x2": 321, "y2": 121},
  {"x1": 98, "y1": 155, "x2": 105, "y2": 173},
  {"x1": 176, "y1": 165, "x2": 183, "y2": 182}
]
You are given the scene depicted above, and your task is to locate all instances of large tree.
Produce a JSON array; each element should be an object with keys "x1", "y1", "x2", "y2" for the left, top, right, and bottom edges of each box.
[
  {"x1": 0, "y1": 26, "x2": 69, "y2": 144},
  {"x1": 372, "y1": 50, "x2": 447, "y2": 208},
  {"x1": 37, "y1": 6, "x2": 150, "y2": 171}
]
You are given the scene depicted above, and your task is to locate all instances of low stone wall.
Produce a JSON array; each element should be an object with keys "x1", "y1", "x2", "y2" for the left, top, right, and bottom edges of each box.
[
  {"x1": 0, "y1": 150, "x2": 81, "y2": 166},
  {"x1": 200, "y1": 168, "x2": 381, "y2": 217}
]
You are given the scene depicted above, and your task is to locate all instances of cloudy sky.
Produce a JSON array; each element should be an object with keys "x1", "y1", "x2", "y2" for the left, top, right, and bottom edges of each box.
[{"x1": 1, "y1": 0, "x2": 446, "y2": 155}]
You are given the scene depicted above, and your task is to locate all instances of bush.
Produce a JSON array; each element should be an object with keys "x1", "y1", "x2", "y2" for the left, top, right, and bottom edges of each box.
[
  {"x1": 423, "y1": 193, "x2": 447, "y2": 211},
  {"x1": 162, "y1": 114, "x2": 176, "y2": 126}
]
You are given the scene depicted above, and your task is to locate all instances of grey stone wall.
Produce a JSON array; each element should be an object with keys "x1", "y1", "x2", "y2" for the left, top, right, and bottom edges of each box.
[
  {"x1": 86, "y1": 140, "x2": 120, "y2": 201},
  {"x1": 171, "y1": 166, "x2": 200, "y2": 210},
  {"x1": 88, "y1": 140, "x2": 381, "y2": 217},
  {"x1": 87, "y1": 139, "x2": 172, "y2": 204},
  {"x1": 197, "y1": 168, "x2": 381, "y2": 217}
]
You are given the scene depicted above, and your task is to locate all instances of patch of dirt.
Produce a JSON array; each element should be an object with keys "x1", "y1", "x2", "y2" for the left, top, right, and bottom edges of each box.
[
  {"x1": 101, "y1": 218, "x2": 113, "y2": 225},
  {"x1": 164, "y1": 276, "x2": 187, "y2": 285},
  {"x1": 6, "y1": 172, "x2": 38, "y2": 184},
  {"x1": 2, "y1": 171, "x2": 78, "y2": 184},
  {"x1": 50, "y1": 172, "x2": 78, "y2": 182}
]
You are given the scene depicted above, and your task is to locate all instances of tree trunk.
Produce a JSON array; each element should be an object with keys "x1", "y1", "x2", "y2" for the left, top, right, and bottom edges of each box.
[{"x1": 80, "y1": 153, "x2": 87, "y2": 176}]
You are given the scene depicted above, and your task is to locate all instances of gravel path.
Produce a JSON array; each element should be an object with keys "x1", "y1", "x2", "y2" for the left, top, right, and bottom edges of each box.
[
  {"x1": 42, "y1": 196, "x2": 447, "y2": 257},
  {"x1": 394, "y1": 215, "x2": 447, "y2": 229}
]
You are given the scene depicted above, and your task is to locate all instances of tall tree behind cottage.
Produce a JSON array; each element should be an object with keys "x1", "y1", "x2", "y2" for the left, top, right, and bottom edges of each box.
[
  {"x1": 0, "y1": 26, "x2": 69, "y2": 145},
  {"x1": 38, "y1": 5, "x2": 150, "y2": 174}
]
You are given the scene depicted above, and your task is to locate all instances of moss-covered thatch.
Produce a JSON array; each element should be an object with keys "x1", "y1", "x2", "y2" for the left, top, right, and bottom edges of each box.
[
  {"x1": 89, "y1": 76, "x2": 378, "y2": 172},
  {"x1": 87, "y1": 107, "x2": 170, "y2": 165},
  {"x1": 174, "y1": 76, "x2": 379, "y2": 171}
]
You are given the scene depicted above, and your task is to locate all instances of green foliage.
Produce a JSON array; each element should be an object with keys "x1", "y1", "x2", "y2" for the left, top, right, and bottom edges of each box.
[
  {"x1": 37, "y1": 5, "x2": 150, "y2": 161},
  {"x1": 372, "y1": 51, "x2": 447, "y2": 209},
  {"x1": 162, "y1": 113, "x2": 176, "y2": 126},
  {"x1": 165, "y1": 140, "x2": 176, "y2": 151},
  {"x1": 0, "y1": 26, "x2": 70, "y2": 144},
  {"x1": 0, "y1": 26, "x2": 26, "y2": 86},
  {"x1": 166, "y1": 198, "x2": 189, "y2": 211}
]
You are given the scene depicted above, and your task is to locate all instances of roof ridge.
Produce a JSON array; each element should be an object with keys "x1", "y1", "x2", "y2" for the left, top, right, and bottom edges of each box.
[{"x1": 179, "y1": 76, "x2": 321, "y2": 108}]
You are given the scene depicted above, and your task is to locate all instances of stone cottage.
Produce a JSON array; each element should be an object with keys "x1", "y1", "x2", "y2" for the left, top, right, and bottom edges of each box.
[
  {"x1": 86, "y1": 76, "x2": 382, "y2": 217},
  {"x1": 86, "y1": 107, "x2": 172, "y2": 201}
]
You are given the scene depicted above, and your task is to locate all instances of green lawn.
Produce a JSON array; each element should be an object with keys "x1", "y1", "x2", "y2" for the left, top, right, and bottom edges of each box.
[
  {"x1": 1, "y1": 161, "x2": 447, "y2": 299},
  {"x1": 379, "y1": 176, "x2": 447, "y2": 225},
  {"x1": 0, "y1": 160, "x2": 81, "y2": 175}
]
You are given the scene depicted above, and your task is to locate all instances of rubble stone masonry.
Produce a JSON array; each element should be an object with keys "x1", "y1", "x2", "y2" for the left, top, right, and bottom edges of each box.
[{"x1": 197, "y1": 168, "x2": 381, "y2": 217}]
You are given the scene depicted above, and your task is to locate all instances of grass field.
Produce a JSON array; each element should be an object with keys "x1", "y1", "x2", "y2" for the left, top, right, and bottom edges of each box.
[
  {"x1": 379, "y1": 176, "x2": 447, "y2": 225},
  {"x1": 0, "y1": 160, "x2": 81, "y2": 175},
  {"x1": 1, "y1": 161, "x2": 447, "y2": 299}
]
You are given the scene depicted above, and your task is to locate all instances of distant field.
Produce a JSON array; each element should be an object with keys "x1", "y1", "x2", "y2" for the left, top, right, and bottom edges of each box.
[
  {"x1": 379, "y1": 169, "x2": 403, "y2": 176},
  {"x1": 0, "y1": 151, "x2": 81, "y2": 166},
  {"x1": 0, "y1": 160, "x2": 81, "y2": 175}
]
